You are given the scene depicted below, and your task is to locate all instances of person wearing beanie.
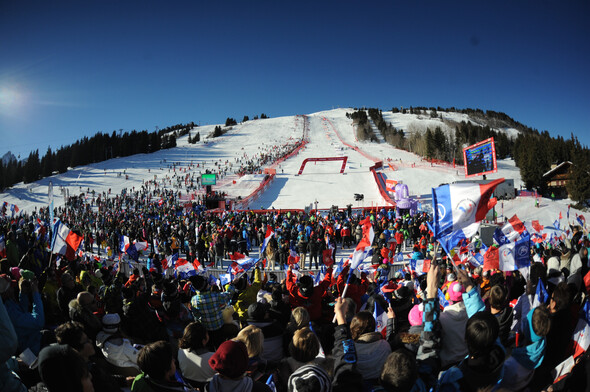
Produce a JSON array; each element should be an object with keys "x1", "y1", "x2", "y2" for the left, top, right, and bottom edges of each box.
[
  {"x1": 206, "y1": 340, "x2": 271, "y2": 392},
  {"x1": 439, "y1": 280, "x2": 468, "y2": 368},
  {"x1": 285, "y1": 264, "x2": 333, "y2": 322}
]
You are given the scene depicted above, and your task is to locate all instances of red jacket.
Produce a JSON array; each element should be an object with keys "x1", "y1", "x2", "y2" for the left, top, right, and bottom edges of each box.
[
  {"x1": 336, "y1": 264, "x2": 368, "y2": 311},
  {"x1": 286, "y1": 267, "x2": 333, "y2": 321}
]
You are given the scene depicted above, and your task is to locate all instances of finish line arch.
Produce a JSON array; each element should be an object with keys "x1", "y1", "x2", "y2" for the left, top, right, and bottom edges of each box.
[{"x1": 297, "y1": 157, "x2": 348, "y2": 175}]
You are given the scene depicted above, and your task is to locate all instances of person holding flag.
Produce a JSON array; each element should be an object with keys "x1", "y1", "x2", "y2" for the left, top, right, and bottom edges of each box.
[{"x1": 286, "y1": 263, "x2": 333, "y2": 322}]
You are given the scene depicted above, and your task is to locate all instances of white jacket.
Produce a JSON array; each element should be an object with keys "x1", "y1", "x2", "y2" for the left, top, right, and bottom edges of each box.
[{"x1": 95, "y1": 331, "x2": 140, "y2": 370}]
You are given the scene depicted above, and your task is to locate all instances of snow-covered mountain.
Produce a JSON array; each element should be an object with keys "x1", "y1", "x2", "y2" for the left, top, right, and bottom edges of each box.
[
  {"x1": 0, "y1": 109, "x2": 582, "y2": 229},
  {"x1": 2, "y1": 151, "x2": 17, "y2": 165}
]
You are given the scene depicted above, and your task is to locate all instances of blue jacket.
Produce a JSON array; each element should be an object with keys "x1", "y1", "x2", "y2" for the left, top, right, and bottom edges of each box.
[
  {"x1": 5, "y1": 291, "x2": 45, "y2": 355},
  {"x1": 0, "y1": 297, "x2": 27, "y2": 392}
]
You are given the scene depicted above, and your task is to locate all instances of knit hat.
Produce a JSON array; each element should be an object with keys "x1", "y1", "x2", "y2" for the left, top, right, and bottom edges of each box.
[
  {"x1": 10, "y1": 267, "x2": 21, "y2": 280},
  {"x1": 448, "y1": 281, "x2": 465, "y2": 303},
  {"x1": 446, "y1": 273, "x2": 456, "y2": 282},
  {"x1": 208, "y1": 340, "x2": 249, "y2": 379},
  {"x1": 288, "y1": 364, "x2": 332, "y2": 392},
  {"x1": 102, "y1": 313, "x2": 121, "y2": 334},
  {"x1": 247, "y1": 302, "x2": 269, "y2": 322},
  {"x1": 408, "y1": 303, "x2": 424, "y2": 326},
  {"x1": 38, "y1": 344, "x2": 88, "y2": 391}
]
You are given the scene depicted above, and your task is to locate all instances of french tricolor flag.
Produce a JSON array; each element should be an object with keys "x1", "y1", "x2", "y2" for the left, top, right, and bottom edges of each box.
[
  {"x1": 162, "y1": 253, "x2": 179, "y2": 270},
  {"x1": 0, "y1": 234, "x2": 6, "y2": 258},
  {"x1": 350, "y1": 217, "x2": 374, "y2": 270},
  {"x1": 431, "y1": 178, "x2": 504, "y2": 240},
  {"x1": 500, "y1": 215, "x2": 527, "y2": 242},
  {"x1": 259, "y1": 226, "x2": 275, "y2": 255},
  {"x1": 374, "y1": 300, "x2": 388, "y2": 338},
  {"x1": 174, "y1": 258, "x2": 199, "y2": 279},
  {"x1": 571, "y1": 301, "x2": 590, "y2": 359},
  {"x1": 287, "y1": 246, "x2": 300, "y2": 265},
  {"x1": 51, "y1": 220, "x2": 83, "y2": 261},
  {"x1": 409, "y1": 258, "x2": 430, "y2": 276}
]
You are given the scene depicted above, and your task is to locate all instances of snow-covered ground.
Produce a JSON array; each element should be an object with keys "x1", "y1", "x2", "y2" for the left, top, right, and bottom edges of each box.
[{"x1": 0, "y1": 109, "x2": 584, "y2": 230}]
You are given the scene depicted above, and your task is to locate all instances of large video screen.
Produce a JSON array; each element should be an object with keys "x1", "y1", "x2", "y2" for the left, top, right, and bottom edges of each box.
[
  {"x1": 463, "y1": 137, "x2": 497, "y2": 178},
  {"x1": 201, "y1": 173, "x2": 217, "y2": 186}
]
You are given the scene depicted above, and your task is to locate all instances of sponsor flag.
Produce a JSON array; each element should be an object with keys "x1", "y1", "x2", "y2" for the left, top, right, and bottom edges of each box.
[
  {"x1": 498, "y1": 233, "x2": 530, "y2": 271},
  {"x1": 217, "y1": 273, "x2": 231, "y2": 288},
  {"x1": 385, "y1": 179, "x2": 397, "y2": 192},
  {"x1": 437, "y1": 225, "x2": 474, "y2": 254},
  {"x1": 431, "y1": 178, "x2": 504, "y2": 239},
  {"x1": 483, "y1": 245, "x2": 500, "y2": 271}
]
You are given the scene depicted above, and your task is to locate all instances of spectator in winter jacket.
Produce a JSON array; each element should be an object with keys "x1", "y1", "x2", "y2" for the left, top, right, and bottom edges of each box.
[
  {"x1": 438, "y1": 280, "x2": 468, "y2": 368},
  {"x1": 96, "y1": 313, "x2": 141, "y2": 374},
  {"x1": 285, "y1": 264, "x2": 333, "y2": 322},
  {"x1": 336, "y1": 263, "x2": 368, "y2": 311},
  {"x1": 3, "y1": 276, "x2": 45, "y2": 355},
  {"x1": 488, "y1": 284, "x2": 514, "y2": 348},
  {"x1": 233, "y1": 267, "x2": 263, "y2": 324},
  {"x1": 177, "y1": 321, "x2": 216, "y2": 389},
  {"x1": 437, "y1": 268, "x2": 507, "y2": 391},
  {"x1": 350, "y1": 310, "x2": 392, "y2": 387},
  {"x1": 69, "y1": 291, "x2": 102, "y2": 341}
]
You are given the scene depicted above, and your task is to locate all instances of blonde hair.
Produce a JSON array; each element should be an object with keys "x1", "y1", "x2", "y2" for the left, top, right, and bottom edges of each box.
[
  {"x1": 289, "y1": 327, "x2": 319, "y2": 362},
  {"x1": 236, "y1": 325, "x2": 263, "y2": 358},
  {"x1": 288, "y1": 307, "x2": 310, "y2": 330}
]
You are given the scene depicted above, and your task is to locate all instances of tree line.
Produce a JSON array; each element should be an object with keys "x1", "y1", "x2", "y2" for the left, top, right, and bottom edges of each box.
[
  {"x1": 0, "y1": 122, "x2": 195, "y2": 191},
  {"x1": 348, "y1": 107, "x2": 590, "y2": 207}
]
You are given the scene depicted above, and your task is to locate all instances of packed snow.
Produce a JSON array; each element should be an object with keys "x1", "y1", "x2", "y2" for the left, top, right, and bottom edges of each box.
[{"x1": 0, "y1": 109, "x2": 584, "y2": 231}]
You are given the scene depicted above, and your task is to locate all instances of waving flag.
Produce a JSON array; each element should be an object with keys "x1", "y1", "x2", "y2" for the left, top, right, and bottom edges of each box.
[
  {"x1": 322, "y1": 249, "x2": 334, "y2": 267},
  {"x1": 483, "y1": 246, "x2": 500, "y2": 271},
  {"x1": 259, "y1": 226, "x2": 275, "y2": 255},
  {"x1": 438, "y1": 288, "x2": 450, "y2": 308},
  {"x1": 217, "y1": 273, "x2": 231, "y2": 288},
  {"x1": 571, "y1": 301, "x2": 590, "y2": 358},
  {"x1": 350, "y1": 217, "x2": 374, "y2": 270},
  {"x1": 431, "y1": 178, "x2": 504, "y2": 240},
  {"x1": 0, "y1": 234, "x2": 5, "y2": 258},
  {"x1": 51, "y1": 220, "x2": 83, "y2": 261},
  {"x1": 162, "y1": 253, "x2": 179, "y2": 270},
  {"x1": 498, "y1": 233, "x2": 530, "y2": 271},
  {"x1": 532, "y1": 278, "x2": 549, "y2": 308},
  {"x1": 287, "y1": 245, "x2": 300, "y2": 265},
  {"x1": 437, "y1": 226, "x2": 473, "y2": 253},
  {"x1": 134, "y1": 241, "x2": 149, "y2": 252},
  {"x1": 374, "y1": 300, "x2": 388, "y2": 337},
  {"x1": 501, "y1": 215, "x2": 526, "y2": 242},
  {"x1": 266, "y1": 374, "x2": 277, "y2": 392},
  {"x1": 577, "y1": 214, "x2": 586, "y2": 228},
  {"x1": 174, "y1": 258, "x2": 197, "y2": 279},
  {"x1": 409, "y1": 258, "x2": 430, "y2": 276}
]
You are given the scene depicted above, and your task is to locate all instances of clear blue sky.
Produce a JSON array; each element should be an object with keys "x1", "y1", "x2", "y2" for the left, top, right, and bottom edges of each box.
[{"x1": 1, "y1": 0, "x2": 588, "y2": 160}]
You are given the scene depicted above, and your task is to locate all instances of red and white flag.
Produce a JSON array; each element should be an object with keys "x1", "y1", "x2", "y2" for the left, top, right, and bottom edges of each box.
[{"x1": 350, "y1": 217, "x2": 374, "y2": 270}]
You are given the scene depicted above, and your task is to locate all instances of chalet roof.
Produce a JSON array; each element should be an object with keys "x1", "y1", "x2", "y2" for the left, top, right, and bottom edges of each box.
[{"x1": 542, "y1": 161, "x2": 572, "y2": 178}]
